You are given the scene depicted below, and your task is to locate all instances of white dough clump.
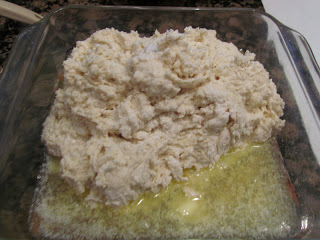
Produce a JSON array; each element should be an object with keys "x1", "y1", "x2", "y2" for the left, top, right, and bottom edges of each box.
[{"x1": 42, "y1": 27, "x2": 285, "y2": 207}]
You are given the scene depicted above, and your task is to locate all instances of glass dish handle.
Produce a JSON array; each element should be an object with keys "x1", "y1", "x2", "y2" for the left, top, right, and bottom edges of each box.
[{"x1": 0, "y1": 22, "x2": 44, "y2": 181}]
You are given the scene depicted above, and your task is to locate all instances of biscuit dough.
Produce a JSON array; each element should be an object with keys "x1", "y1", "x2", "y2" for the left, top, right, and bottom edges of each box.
[{"x1": 42, "y1": 27, "x2": 285, "y2": 206}]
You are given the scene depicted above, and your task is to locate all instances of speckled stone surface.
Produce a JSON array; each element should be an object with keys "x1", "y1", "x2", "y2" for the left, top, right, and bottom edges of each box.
[{"x1": 0, "y1": 0, "x2": 264, "y2": 72}]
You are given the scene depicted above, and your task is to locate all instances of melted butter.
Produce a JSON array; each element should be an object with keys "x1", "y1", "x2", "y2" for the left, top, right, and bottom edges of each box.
[{"x1": 30, "y1": 140, "x2": 299, "y2": 239}]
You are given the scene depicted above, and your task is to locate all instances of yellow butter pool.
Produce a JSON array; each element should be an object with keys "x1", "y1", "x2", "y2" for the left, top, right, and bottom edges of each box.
[{"x1": 30, "y1": 140, "x2": 298, "y2": 239}]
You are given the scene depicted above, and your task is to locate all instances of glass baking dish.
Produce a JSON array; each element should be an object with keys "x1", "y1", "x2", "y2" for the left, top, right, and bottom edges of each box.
[{"x1": 0, "y1": 6, "x2": 319, "y2": 239}]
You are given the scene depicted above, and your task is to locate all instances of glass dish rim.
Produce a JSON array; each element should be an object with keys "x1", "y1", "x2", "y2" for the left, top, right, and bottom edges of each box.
[
  {"x1": 36, "y1": 4, "x2": 320, "y2": 70},
  {"x1": 2, "y1": 5, "x2": 320, "y2": 82},
  {"x1": 2, "y1": 5, "x2": 320, "y2": 99}
]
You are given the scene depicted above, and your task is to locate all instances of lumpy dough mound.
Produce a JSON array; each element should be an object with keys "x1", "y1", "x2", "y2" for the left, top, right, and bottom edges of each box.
[{"x1": 42, "y1": 27, "x2": 285, "y2": 206}]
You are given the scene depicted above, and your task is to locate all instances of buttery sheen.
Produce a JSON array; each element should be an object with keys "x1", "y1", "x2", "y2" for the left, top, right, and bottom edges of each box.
[{"x1": 30, "y1": 141, "x2": 298, "y2": 239}]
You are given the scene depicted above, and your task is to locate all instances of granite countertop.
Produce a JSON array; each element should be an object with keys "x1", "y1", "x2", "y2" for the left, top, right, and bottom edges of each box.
[{"x1": 0, "y1": 0, "x2": 264, "y2": 72}]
